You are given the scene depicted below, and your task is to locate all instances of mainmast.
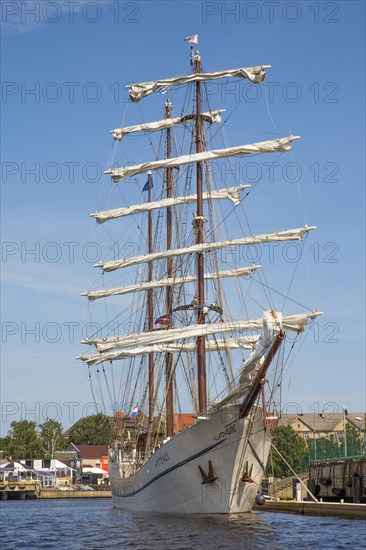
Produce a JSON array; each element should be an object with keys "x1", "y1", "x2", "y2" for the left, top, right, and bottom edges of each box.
[
  {"x1": 194, "y1": 50, "x2": 207, "y2": 413},
  {"x1": 165, "y1": 99, "x2": 174, "y2": 438},
  {"x1": 147, "y1": 171, "x2": 154, "y2": 429}
]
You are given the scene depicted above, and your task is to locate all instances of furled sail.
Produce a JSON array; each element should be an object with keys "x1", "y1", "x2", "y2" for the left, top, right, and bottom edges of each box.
[
  {"x1": 90, "y1": 184, "x2": 250, "y2": 223},
  {"x1": 105, "y1": 136, "x2": 299, "y2": 182},
  {"x1": 83, "y1": 311, "x2": 323, "y2": 352},
  {"x1": 83, "y1": 265, "x2": 261, "y2": 301},
  {"x1": 78, "y1": 336, "x2": 261, "y2": 366},
  {"x1": 111, "y1": 110, "x2": 225, "y2": 140},
  {"x1": 127, "y1": 66, "x2": 270, "y2": 102},
  {"x1": 96, "y1": 226, "x2": 315, "y2": 272},
  {"x1": 91, "y1": 185, "x2": 249, "y2": 224}
]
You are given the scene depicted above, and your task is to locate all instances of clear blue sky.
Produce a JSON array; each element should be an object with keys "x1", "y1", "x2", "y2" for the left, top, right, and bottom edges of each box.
[{"x1": 1, "y1": 1, "x2": 365, "y2": 435}]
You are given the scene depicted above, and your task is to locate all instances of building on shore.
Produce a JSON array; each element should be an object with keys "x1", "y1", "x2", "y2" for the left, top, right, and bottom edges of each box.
[
  {"x1": 0, "y1": 459, "x2": 73, "y2": 488},
  {"x1": 272, "y1": 412, "x2": 365, "y2": 442},
  {"x1": 55, "y1": 443, "x2": 109, "y2": 483}
]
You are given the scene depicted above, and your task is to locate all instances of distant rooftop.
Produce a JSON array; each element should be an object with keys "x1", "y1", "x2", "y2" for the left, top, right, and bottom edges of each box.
[{"x1": 277, "y1": 412, "x2": 365, "y2": 432}]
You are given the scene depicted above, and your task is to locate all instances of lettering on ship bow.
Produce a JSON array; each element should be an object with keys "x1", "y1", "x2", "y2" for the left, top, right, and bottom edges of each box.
[
  {"x1": 155, "y1": 452, "x2": 170, "y2": 468},
  {"x1": 213, "y1": 423, "x2": 237, "y2": 441}
]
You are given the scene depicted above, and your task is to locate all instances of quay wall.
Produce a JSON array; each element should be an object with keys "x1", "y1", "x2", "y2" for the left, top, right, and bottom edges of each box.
[
  {"x1": 39, "y1": 489, "x2": 112, "y2": 499},
  {"x1": 254, "y1": 500, "x2": 366, "y2": 520}
]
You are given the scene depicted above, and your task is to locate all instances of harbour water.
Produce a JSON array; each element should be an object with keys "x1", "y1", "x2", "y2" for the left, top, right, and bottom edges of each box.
[{"x1": 1, "y1": 499, "x2": 365, "y2": 549}]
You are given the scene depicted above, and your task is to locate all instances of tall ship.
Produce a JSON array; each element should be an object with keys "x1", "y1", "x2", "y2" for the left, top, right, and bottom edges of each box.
[{"x1": 79, "y1": 37, "x2": 322, "y2": 513}]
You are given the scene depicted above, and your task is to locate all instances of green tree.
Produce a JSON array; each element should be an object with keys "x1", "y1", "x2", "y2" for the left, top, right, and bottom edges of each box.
[
  {"x1": 0, "y1": 436, "x2": 12, "y2": 460},
  {"x1": 345, "y1": 424, "x2": 362, "y2": 456},
  {"x1": 68, "y1": 413, "x2": 116, "y2": 445},
  {"x1": 6, "y1": 420, "x2": 42, "y2": 459},
  {"x1": 267, "y1": 425, "x2": 307, "y2": 478},
  {"x1": 39, "y1": 419, "x2": 65, "y2": 459},
  {"x1": 306, "y1": 435, "x2": 342, "y2": 463}
]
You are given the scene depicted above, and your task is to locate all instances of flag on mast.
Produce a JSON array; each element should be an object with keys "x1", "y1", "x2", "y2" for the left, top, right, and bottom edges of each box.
[
  {"x1": 142, "y1": 176, "x2": 153, "y2": 191},
  {"x1": 184, "y1": 34, "x2": 198, "y2": 44},
  {"x1": 155, "y1": 314, "x2": 171, "y2": 326},
  {"x1": 130, "y1": 403, "x2": 139, "y2": 417}
]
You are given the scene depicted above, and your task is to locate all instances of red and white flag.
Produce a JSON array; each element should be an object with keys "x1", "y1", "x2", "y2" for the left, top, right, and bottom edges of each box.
[
  {"x1": 155, "y1": 314, "x2": 171, "y2": 326},
  {"x1": 184, "y1": 34, "x2": 198, "y2": 45}
]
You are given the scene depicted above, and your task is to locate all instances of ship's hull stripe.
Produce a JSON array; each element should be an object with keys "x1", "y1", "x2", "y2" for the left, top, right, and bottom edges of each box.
[{"x1": 114, "y1": 438, "x2": 227, "y2": 497}]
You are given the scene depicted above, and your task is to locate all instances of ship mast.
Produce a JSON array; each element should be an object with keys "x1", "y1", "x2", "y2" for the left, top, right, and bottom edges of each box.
[
  {"x1": 194, "y1": 50, "x2": 207, "y2": 413},
  {"x1": 165, "y1": 99, "x2": 174, "y2": 438},
  {"x1": 147, "y1": 171, "x2": 154, "y2": 430}
]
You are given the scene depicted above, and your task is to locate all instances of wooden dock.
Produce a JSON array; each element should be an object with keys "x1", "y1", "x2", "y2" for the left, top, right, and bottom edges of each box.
[
  {"x1": 254, "y1": 499, "x2": 366, "y2": 520},
  {"x1": 0, "y1": 481, "x2": 111, "y2": 500},
  {"x1": 38, "y1": 489, "x2": 112, "y2": 499},
  {"x1": 0, "y1": 481, "x2": 40, "y2": 500}
]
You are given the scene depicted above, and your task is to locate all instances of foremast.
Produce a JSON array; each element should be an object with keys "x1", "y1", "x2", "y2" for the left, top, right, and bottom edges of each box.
[
  {"x1": 193, "y1": 49, "x2": 207, "y2": 414},
  {"x1": 165, "y1": 99, "x2": 174, "y2": 438},
  {"x1": 147, "y1": 171, "x2": 154, "y2": 430}
]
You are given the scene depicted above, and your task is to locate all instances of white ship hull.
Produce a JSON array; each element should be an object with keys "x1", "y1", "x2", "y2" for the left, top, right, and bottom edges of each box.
[{"x1": 108, "y1": 405, "x2": 270, "y2": 513}]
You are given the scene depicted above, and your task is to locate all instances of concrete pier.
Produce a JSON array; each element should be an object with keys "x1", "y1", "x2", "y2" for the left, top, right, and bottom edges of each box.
[
  {"x1": 38, "y1": 489, "x2": 111, "y2": 499},
  {"x1": 254, "y1": 499, "x2": 366, "y2": 520},
  {"x1": 0, "y1": 481, "x2": 111, "y2": 500},
  {"x1": 0, "y1": 481, "x2": 40, "y2": 500}
]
